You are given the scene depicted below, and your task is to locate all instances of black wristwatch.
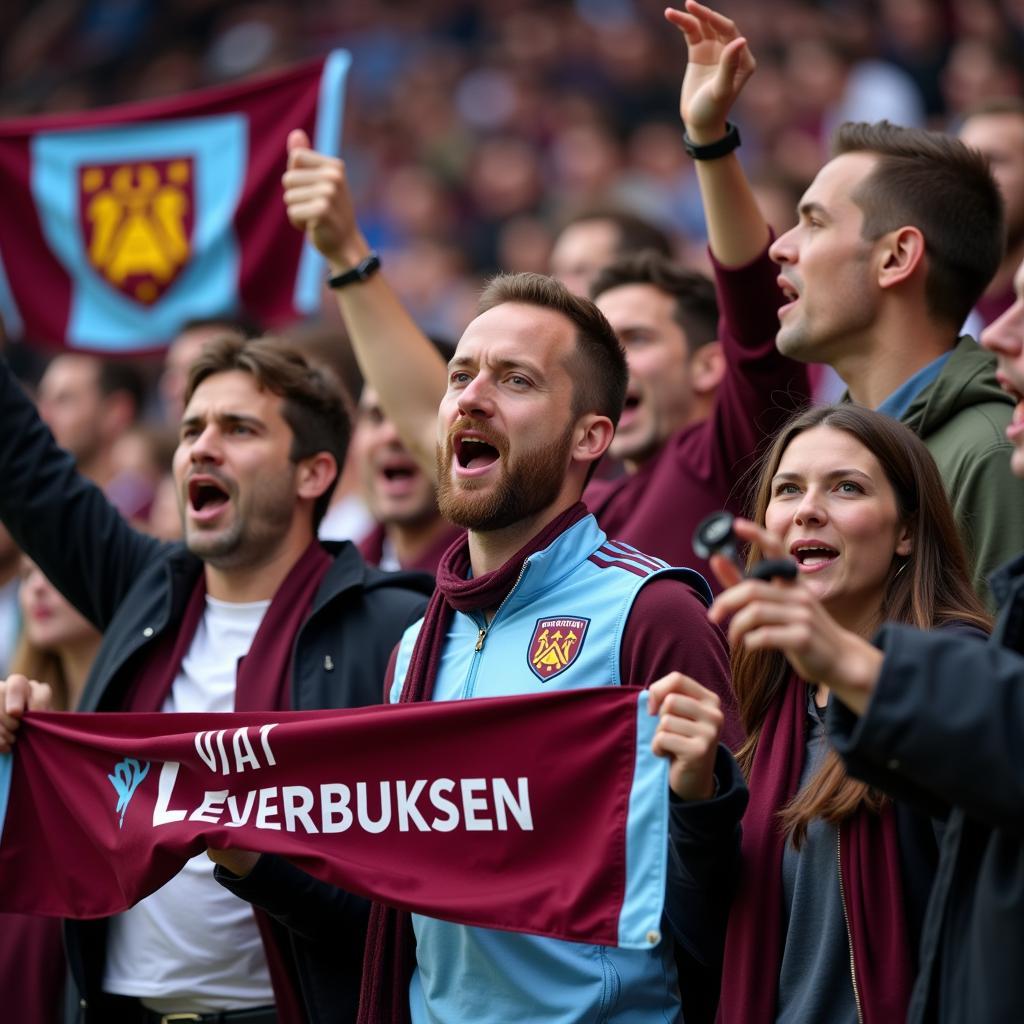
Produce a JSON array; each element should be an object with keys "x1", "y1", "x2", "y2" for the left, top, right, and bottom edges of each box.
[
  {"x1": 682, "y1": 122, "x2": 741, "y2": 161},
  {"x1": 327, "y1": 251, "x2": 381, "y2": 289}
]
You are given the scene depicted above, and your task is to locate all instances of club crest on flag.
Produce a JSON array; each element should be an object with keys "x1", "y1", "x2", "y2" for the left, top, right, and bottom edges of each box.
[
  {"x1": 528, "y1": 616, "x2": 590, "y2": 681},
  {"x1": 79, "y1": 158, "x2": 195, "y2": 306}
]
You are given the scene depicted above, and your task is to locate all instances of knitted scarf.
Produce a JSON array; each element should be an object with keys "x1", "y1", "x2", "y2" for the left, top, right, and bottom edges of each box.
[
  {"x1": 356, "y1": 501, "x2": 589, "y2": 1024},
  {"x1": 718, "y1": 673, "x2": 913, "y2": 1024}
]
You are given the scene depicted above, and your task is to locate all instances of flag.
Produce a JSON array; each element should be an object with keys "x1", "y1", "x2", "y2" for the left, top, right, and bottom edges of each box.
[
  {"x1": 0, "y1": 51, "x2": 350, "y2": 352},
  {"x1": 0, "y1": 687, "x2": 668, "y2": 950}
]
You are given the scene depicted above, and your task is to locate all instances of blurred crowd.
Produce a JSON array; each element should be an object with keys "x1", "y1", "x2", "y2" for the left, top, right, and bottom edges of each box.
[{"x1": 4, "y1": 0, "x2": 1024, "y2": 342}]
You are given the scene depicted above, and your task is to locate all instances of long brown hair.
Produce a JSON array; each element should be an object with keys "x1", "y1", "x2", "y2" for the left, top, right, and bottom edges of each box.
[{"x1": 734, "y1": 404, "x2": 991, "y2": 846}]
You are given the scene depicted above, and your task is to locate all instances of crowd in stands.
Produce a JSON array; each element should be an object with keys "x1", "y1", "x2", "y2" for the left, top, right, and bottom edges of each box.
[
  {"x1": 5, "y1": 0, "x2": 1024, "y2": 343},
  {"x1": 1, "y1": 2, "x2": 1024, "y2": 1023}
]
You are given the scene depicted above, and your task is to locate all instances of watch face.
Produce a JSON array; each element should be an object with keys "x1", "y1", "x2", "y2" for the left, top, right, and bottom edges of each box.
[
  {"x1": 692, "y1": 510, "x2": 735, "y2": 559},
  {"x1": 357, "y1": 254, "x2": 381, "y2": 279}
]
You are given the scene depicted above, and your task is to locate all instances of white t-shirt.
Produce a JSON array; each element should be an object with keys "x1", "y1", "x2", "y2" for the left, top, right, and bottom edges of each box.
[{"x1": 104, "y1": 596, "x2": 277, "y2": 1013}]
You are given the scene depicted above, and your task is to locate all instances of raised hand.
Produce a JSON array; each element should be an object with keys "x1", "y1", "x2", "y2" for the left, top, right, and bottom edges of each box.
[
  {"x1": 282, "y1": 129, "x2": 368, "y2": 270},
  {"x1": 0, "y1": 674, "x2": 53, "y2": 753},
  {"x1": 648, "y1": 672, "x2": 724, "y2": 801},
  {"x1": 665, "y1": 2, "x2": 756, "y2": 143}
]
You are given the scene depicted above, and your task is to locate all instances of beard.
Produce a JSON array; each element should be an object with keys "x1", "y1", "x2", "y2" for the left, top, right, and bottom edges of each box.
[
  {"x1": 180, "y1": 472, "x2": 297, "y2": 568},
  {"x1": 436, "y1": 418, "x2": 575, "y2": 532}
]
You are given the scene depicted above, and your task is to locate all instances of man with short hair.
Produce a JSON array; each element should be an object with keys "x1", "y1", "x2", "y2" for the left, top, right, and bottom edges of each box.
[
  {"x1": 959, "y1": 98, "x2": 1024, "y2": 327},
  {"x1": 0, "y1": 335, "x2": 431, "y2": 1022},
  {"x1": 285, "y1": 144, "x2": 747, "y2": 1011},
  {"x1": 549, "y1": 206, "x2": 674, "y2": 298},
  {"x1": 668, "y1": 0, "x2": 1024, "y2": 601},
  {"x1": 359, "y1": 268, "x2": 744, "y2": 1021},
  {"x1": 585, "y1": 246, "x2": 805, "y2": 580},
  {"x1": 38, "y1": 353, "x2": 144, "y2": 489}
]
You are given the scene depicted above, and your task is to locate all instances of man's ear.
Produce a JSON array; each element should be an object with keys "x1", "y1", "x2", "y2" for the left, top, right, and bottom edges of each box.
[
  {"x1": 877, "y1": 226, "x2": 926, "y2": 291},
  {"x1": 571, "y1": 413, "x2": 615, "y2": 469},
  {"x1": 296, "y1": 452, "x2": 338, "y2": 503},
  {"x1": 689, "y1": 341, "x2": 725, "y2": 396}
]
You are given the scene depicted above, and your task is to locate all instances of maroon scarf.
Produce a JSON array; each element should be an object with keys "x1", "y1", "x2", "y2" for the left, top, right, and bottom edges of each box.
[
  {"x1": 123, "y1": 539, "x2": 332, "y2": 1024},
  {"x1": 357, "y1": 502, "x2": 589, "y2": 1024},
  {"x1": 718, "y1": 674, "x2": 913, "y2": 1024}
]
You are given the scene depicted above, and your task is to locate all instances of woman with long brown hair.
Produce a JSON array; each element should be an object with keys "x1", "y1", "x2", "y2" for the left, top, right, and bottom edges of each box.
[
  {"x1": 706, "y1": 404, "x2": 990, "y2": 1024},
  {"x1": 10, "y1": 557, "x2": 101, "y2": 712}
]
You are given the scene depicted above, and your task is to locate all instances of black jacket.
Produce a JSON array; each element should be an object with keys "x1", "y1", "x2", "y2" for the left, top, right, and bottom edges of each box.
[
  {"x1": 829, "y1": 554, "x2": 1024, "y2": 1024},
  {"x1": 0, "y1": 359, "x2": 433, "y2": 1023}
]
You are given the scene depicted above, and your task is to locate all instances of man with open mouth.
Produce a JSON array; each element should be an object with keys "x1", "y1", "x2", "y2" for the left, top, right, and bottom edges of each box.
[
  {"x1": 282, "y1": 123, "x2": 750, "y2": 1021},
  {"x1": 0, "y1": 334, "x2": 432, "y2": 1023},
  {"x1": 666, "y1": 0, "x2": 1024, "y2": 606}
]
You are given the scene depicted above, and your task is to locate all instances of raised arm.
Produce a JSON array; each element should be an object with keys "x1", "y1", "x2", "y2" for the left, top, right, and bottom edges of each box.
[
  {"x1": 666, "y1": 2, "x2": 770, "y2": 267},
  {"x1": 283, "y1": 129, "x2": 445, "y2": 481},
  {"x1": 0, "y1": 356, "x2": 162, "y2": 629}
]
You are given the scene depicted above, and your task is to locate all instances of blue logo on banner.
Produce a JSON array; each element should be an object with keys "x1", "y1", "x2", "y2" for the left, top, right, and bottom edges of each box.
[{"x1": 108, "y1": 757, "x2": 151, "y2": 828}]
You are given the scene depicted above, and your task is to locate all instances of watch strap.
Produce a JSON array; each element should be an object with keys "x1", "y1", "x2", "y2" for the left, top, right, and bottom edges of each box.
[
  {"x1": 682, "y1": 122, "x2": 741, "y2": 161},
  {"x1": 327, "y1": 252, "x2": 381, "y2": 289}
]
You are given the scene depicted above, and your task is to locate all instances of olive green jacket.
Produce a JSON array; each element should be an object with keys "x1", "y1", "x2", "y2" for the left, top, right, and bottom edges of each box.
[{"x1": 901, "y1": 336, "x2": 1024, "y2": 606}]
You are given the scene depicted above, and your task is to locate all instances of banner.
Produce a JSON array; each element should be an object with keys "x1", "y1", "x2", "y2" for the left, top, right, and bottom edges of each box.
[
  {"x1": 0, "y1": 51, "x2": 349, "y2": 352},
  {"x1": 0, "y1": 687, "x2": 668, "y2": 950}
]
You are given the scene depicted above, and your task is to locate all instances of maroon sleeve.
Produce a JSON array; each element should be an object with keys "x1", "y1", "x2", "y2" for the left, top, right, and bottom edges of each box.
[
  {"x1": 620, "y1": 576, "x2": 743, "y2": 750},
  {"x1": 668, "y1": 243, "x2": 810, "y2": 488}
]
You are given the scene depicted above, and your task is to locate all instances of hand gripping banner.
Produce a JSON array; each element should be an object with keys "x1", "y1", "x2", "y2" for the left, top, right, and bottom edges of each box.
[
  {"x1": 0, "y1": 50, "x2": 349, "y2": 352},
  {"x1": 0, "y1": 688, "x2": 669, "y2": 950}
]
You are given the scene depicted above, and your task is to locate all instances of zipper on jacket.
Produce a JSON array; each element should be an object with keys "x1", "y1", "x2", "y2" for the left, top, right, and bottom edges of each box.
[
  {"x1": 463, "y1": 561, "x2": 531, "y2": 697},
  {"x1": 837, "y1": 830, "x2": 865, "y2": 1024}
]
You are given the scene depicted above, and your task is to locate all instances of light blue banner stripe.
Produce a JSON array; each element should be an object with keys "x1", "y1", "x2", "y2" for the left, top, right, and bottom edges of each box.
[
  {"x1": 32, "y1": 115, "x2": 246, "y2": 350},
  {"x1": 617, "y1": 689, "x2": 668, "y2": 949},
  {"x1": 0, "y1": 251, "x2": 24, "y2": 338},
  {"x1": 0, "y1": 753, "x2": 12, "y2": 848},
  {"x1": 294, "y1": 49, "x2": 351, "y2": 314}
]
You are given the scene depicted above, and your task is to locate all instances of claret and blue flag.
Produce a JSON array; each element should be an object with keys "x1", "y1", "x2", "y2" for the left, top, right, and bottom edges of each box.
[
  {"x1": 0, "y1": 687, "x2": 669, "y2": 949},
  {"x1": 0, "y1": 50, "x2": 350, "y2": 352}
]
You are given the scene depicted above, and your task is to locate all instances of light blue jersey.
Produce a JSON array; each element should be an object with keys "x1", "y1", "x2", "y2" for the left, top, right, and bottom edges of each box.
[{"x1": 390, "y1": 515, "x2": 711, "y2": 1023}]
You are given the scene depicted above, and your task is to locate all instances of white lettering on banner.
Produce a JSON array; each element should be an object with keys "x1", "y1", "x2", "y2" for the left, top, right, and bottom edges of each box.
[
  {"x1": 151, "y1": 771, "x2": 534, "y2": 834},
  {"x1": 194, "y1": 725, "x2": 279, "y2": 775},
  {"x1": 152, "y1": 762, "x2": 186, "y2": 824}
]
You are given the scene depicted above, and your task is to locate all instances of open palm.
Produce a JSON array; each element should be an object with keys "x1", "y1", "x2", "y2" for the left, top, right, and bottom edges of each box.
[{"x1": 666, "y1": 2, "x2": 756, "y2": 137}]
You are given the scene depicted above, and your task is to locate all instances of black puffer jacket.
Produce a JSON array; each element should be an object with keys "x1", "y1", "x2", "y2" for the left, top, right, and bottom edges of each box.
[{"x1": 829, "y1": 554, "x2": 1024, "y2": 1024}]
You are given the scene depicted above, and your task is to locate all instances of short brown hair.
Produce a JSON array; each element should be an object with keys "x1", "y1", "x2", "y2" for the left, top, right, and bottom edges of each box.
[
  {"x1": 734, "y1": 404, "x2": 991, "y2": 846},
  {"x1": 184, "y1": 335, "x2": 351, "y2": 529},
  {"x1": 833, "y1": 121, "x2": 1003, "y2": 328},
  {"x1": 476, "y1": 272, "x2": 628, "y2": 428},
  {"x1": 590, "y1": 251, "x2": 719, "y2": 353}
]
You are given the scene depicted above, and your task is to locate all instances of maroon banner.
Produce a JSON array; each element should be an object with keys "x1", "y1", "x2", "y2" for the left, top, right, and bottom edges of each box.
[
  {"x1": 0, "y1": 51, "x2": 349, "y2": 352},
  {"x1": 0, "y1": 688, "x2": 667, "y2": 948}
]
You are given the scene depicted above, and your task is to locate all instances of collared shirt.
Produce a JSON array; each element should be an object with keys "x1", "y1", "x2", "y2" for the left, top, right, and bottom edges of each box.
[{"x1": 875, "y1": 350, "x2": 954, "y2": 421}]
